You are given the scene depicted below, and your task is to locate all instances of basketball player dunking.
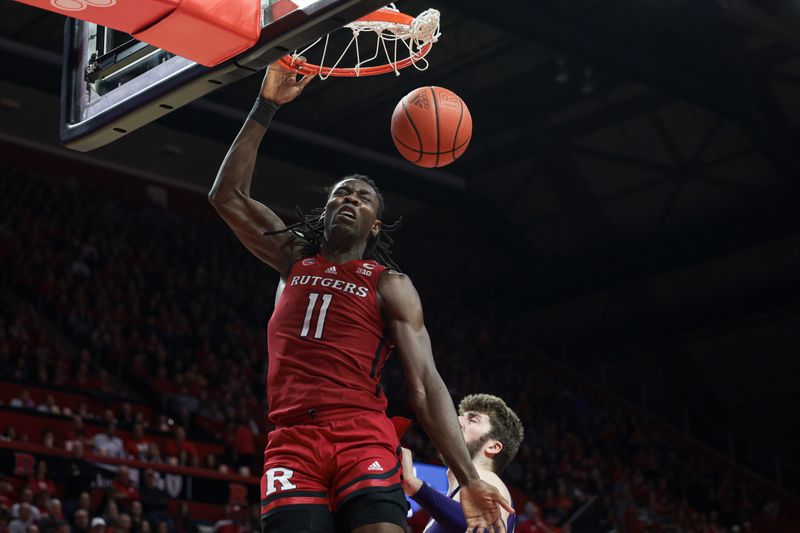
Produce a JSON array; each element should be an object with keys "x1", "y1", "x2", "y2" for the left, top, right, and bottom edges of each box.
[{"x1": 209, "y1": 62, "x2": 513, "y2": 533}]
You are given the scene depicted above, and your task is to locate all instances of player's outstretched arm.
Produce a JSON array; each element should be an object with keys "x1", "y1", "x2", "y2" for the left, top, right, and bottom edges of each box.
[
  {"x1": 380, "y1": 272, "x2": 512, "y2": 531},
  {"x1": 401, "y1": 448, "x2": 513, "y2": 531},
  {"x1": 208, "y1": 62, "x2": 314, "y2": 277}
]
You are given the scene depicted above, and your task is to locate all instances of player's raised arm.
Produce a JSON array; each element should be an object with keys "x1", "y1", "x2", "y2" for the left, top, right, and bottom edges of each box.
[
  {"x1": 380, "y1": 271, "x2": 512, "y2": 531},
  {"x1": 208, "y1": 62, "x2": 314, "y2": 277}
]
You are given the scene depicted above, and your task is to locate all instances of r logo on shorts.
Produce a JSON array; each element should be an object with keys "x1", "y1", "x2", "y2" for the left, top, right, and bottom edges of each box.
[{"x1": 265, "y1": 468, "x2": 297, "y2": 495}]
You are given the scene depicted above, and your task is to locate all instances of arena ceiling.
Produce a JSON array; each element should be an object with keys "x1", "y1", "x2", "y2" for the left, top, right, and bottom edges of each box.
[{"x1": 2, "y1": 0, "x2": 800, "y2": 481}]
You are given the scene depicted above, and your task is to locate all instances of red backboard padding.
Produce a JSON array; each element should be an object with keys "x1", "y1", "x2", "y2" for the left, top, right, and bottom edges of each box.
[
  {"x1": 12, "y1": 0, "x2": 179, "y2": 35},
  {"x1": 12, "y1": 0, "x2": 262, "y2": 66},
  {"x1": 132, "y1": 0, "x2": 262, "y2": 67}
]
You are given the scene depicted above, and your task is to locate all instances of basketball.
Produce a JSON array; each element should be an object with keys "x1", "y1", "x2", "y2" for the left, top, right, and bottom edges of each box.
[{"x1": 391, "y1": 86, "x2": 472, "y2": 168}]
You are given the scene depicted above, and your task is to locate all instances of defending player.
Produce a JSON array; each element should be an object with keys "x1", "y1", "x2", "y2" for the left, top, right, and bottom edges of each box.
[
  {"x1": 209, "y1": 62, "x2": 512, "y2": 532},
  {"x1": 401, "y1": 394, "x2": 524, "y2": 533}
]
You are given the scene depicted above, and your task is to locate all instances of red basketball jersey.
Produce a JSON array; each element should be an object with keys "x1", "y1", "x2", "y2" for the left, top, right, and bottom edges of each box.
[{"x1": 266, "y1": 254, "x2": 392, "y2": 425}]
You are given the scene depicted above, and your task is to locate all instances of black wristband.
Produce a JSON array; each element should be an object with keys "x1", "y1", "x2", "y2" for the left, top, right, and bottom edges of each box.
[{"x1": 248, "y1": 98, "x2": 280, "y2": 128}]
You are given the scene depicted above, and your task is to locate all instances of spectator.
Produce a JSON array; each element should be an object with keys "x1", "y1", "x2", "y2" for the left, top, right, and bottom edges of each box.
[
  {"x1": 31, "y1": 493, "x2": 50, "y2": 523},
  {"x1": 10, "y1": 390, "x2": 35, "y2": 409},
  {"x1": 124, "y1": 425, "x2": 151, "y2": 461},
  {"x1": 49, "y1": 500, "x2": 64, "y2": 522},
  {"x1": 92, "y1": 423, "x2": 124, "y2": 459},
  {"x1": 110, "y1": 468, "x2": 139, "y2": 511},
  {"x1": 139, "y1": 471, "x2": 170, "y2": 531},
  {"x1": 51, "y1": 521, "x2": 70, "y2": 533},
  {"x1": 1, "y1": 426, "x2": 18, "y2": 442},
  {"x1": 128, "y1": 502, "x2": 145, "y2": 533},
  {"x1": 11, "y1": 490, "x2": 41, "y2": 522},
  {"x1": 75, "y1": 493, "x2": 93, "y2": 517},
  {"x1": 203, "y1": 453, "x2": 217, "y2": 471},
  {"x1": 9, "y1": 503, "x2": 35, "y2": 533},
  {"x1": 132, "y1": 413, "x2": 149, "y2": 431},
  {"x1": 114, "y1": 514, "x2": 131, "y2": 533},
  {"x1": 64, "y1": 417, "x2": 88, "y2": 453},
  {"x1": 72, "y1": 509, "x2": 90, "y2": 533},
  {"x1": 102, "y1": 502, "x2": 119, "y2": 530},
  {"x1": 58, "y1": 442, "x2": 96, "y2": 510},
  {"x1": 232, "y1": 416, "x2": 255, "y2": 474},
  {"x1": 117, "y1": 404, "x2": 135, "y2": 430},
  {"x1": 210, "y1": 505, "x2": 241, "y2": 533},
  {"x1": 144, "y1": 444, "x2": 163, "y2": 465},
  {"x1": 36, "y1": 499, "x2": 64, "y2": 533},
  {"x1": 175, "y1": 503, "x2": 196, "y2": 533},
  {"x1": 29, "y1": 461, "x2": 56, "y2": 498},
  {"x1": 37, "y1": 395, "x2": 61, "y2": 416},
  {"x1": 0, "y1": 473, "x2": 15, "y2": 509},
  {"x1": 101, "y1": 410, "x2": 117, "y2": 428},
  {"x1": 163, "y1": 427, "x2": 198, "y2": 468},
  {"x1": 89, "y1": 518, "x2": 106, "y2": 533},
  {"x1": 40, "y1": 429, "x2": 56, "y2": 449}
]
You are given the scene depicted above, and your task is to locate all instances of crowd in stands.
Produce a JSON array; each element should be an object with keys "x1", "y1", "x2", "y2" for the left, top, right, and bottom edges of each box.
[{"x1": 0, "y1": 170, "x2": 792, "y2": 532}]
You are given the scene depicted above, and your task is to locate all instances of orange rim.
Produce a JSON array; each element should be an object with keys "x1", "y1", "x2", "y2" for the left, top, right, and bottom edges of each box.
[
  {"x1": 278, "y1": 43, "x2": 432, "y2": 77},
  {"x1": 277, "y1": 7, "x2": 432, "y2": 78}
]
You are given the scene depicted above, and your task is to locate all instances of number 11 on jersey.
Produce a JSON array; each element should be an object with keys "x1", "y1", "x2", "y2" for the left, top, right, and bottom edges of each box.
[{"x1": 300, "y1": 292, "x2": 332, "y2": 339}]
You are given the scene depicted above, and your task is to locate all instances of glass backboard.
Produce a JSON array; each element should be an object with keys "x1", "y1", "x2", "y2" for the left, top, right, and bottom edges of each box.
[{"x1": 60, "y1": 0, "x2": 385, "y2": 151}]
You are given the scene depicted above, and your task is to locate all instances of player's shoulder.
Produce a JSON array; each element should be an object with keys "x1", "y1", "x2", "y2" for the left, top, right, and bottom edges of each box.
[
  {"x1": 380, "y1": 269, "x2": 408, "y2": 281},
  {"x1": 377, "y1": 269, "x2": 417, "y2": 294},
  {"x1": 477, "y1": 469, "x2": 512, "y2": 501},
  {"x1": 377, "y1": 270, "x2": 421, "y2": 313}
]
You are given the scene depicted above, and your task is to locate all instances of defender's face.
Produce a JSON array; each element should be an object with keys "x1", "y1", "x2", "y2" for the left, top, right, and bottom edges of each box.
[
  {"x1": 323, "y1": 179, "x2": 382, "y2": 241},
  {"x1": 459, "y1": 410, "x2": 493, "y2": 447}
]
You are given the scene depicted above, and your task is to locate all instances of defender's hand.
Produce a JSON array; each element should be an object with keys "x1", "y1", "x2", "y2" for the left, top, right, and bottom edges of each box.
[
  {"x1": 260, "y1": 59, "x2": 315, "y2": 105},
  {"x1": 400, "y1": 447, "x2": 423, "y2": 496},
  {"x1": 459, "y1": 479, "x2": 514, "y2": 532}
]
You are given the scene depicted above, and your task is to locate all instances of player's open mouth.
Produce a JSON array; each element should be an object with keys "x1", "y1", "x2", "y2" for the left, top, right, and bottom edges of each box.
[{"x1": 336, "y1": 208, "x2": 356, "y2": 221}]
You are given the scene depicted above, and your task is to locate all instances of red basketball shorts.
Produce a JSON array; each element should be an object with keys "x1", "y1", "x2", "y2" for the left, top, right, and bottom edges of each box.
[{"x1": 259, "y1": 411, "x2": 403, "y2": 520}]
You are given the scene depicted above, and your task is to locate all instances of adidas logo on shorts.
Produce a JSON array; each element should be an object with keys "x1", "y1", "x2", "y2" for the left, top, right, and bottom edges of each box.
[
  {"x1": 324, "y1": 266, "x2": 337, "y2": 274},
  {"x1": 367, "y1": 461, "x2": 384, "y2": 472}
]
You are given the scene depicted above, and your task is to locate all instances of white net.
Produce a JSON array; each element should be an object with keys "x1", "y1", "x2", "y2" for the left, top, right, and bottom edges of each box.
[{"x1": 286, "y1": 5, "x2": 441, "y2": 78}]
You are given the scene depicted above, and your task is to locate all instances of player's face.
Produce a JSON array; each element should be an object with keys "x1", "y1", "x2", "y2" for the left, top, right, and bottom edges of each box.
[
  {"x1": 459, "y1": 410, "x2": 495, "y2": 458},
  {"x1": 323, "y1": 179, "x2": 382, "y2": 243}
]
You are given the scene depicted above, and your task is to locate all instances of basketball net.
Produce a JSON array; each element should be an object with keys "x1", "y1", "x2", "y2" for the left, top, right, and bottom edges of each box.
[{"x1": 278, "y1": 4, "x2": 441, "y2": 78}]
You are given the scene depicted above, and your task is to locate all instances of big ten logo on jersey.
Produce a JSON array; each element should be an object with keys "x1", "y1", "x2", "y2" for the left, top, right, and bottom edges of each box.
[
  {"x1": 265, "y1": 467, "x2": 297, "y2": 496},
  {"x1": 51, "y1": 0, "x2": 115, "y2": 12},
  {"x1": 356, "y1": 262, "x2": 375, "y2": 277}
]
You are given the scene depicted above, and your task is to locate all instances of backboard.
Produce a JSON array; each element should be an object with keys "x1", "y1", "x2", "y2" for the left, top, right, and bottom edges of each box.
[{"x1": 60, "y1": 0, "x2": 385, "y2": 151}]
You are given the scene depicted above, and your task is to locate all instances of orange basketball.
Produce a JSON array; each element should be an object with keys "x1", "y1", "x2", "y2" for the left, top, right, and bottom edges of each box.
[{"x1": 390, "y1": 86, "x2": 472, "y2": 168}]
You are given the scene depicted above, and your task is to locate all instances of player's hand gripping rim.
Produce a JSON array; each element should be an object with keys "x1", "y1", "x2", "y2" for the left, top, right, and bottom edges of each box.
[{"x1": 260, "y1": 57, "x2": 315, "y2": 105}]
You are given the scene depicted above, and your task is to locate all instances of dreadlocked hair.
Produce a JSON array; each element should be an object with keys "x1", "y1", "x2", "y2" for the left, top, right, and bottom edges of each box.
[{"x1": 263, "y1": 175, "x2": 402, "y2": 271}]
